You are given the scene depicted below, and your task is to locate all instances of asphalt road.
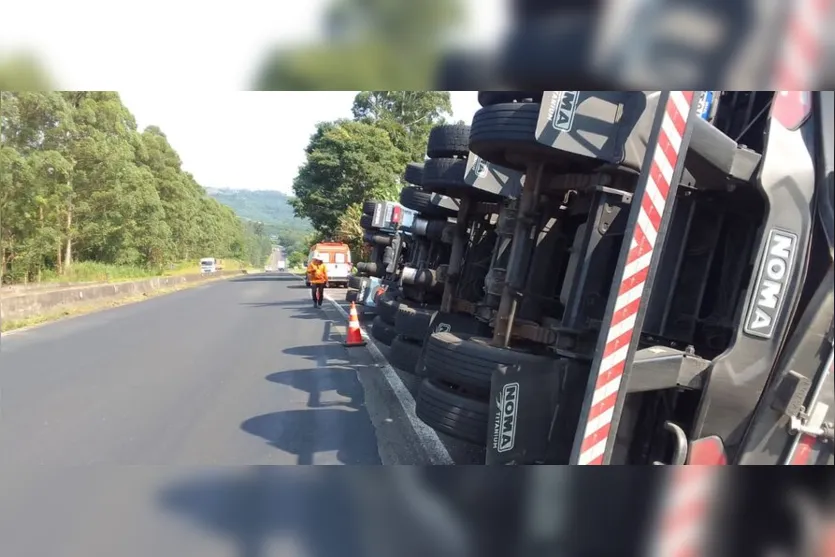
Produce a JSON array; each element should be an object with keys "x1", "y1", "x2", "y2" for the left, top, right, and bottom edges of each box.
[{"x1": 0, "y1": 272, "x2": 487, "y2": 556}]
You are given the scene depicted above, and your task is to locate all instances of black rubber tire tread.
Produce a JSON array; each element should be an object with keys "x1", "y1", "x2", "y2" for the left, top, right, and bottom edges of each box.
[
  {"x1": 469, "y1": 102, "x2": 547, "y2": 172},
  {"x1": 422, "y1": 157, "x2": 467, "y2": 192},
  {"x1": 347, "y1": 275, "x2": 366, "y2": 290},
  {"x1": 477, "y1": 91, "x2": 543, "y2": 107},
  {"x1": 427, "y1": 124, "x2": 471, "y2": 159},
  {"x1": 498, "y1": 16, "x2": 607, "y2": 90},
  {"x1": 370, "y1": 315, "x2": 397, "y2": 346},
  {"x1": 423, "y1": 157, "x2": 504, "y2": 202},
  {"x1": 362, "y1": 200, "x2": 379, "y2": 216},
  {"x1": 359, "y1": 213, "x2": 375, "y2": 230},
  {"x1": 423, "y1": 332, "x2": 553, "y2": 395},
  {"x1": 395, "y1": 304, "x2": 438, "y2": 342},
  {"x1": 404, "y1": 162, "x2": 424, "y2": 186},
  {"x1": 345, "y1": 289, "x2": 359, "y2": 303},
  {"x1": 434, "y1": 50, "x2": 495, "y2": 91},
  {"x1": 424, "y1": 220, "x2": 448, "y2": 241},
  {"x1": 376, "y1": 292, "x2": 401, "y2": 325},
  {"x1": 416, "y1": 379, "x2": 489, "y2": 446},
  {"x1": 399, "y1": 186, "x2": 458, "y2": 219},
  {"x1": 388, "y1": 335, "x2": 424, "y2": 375}
]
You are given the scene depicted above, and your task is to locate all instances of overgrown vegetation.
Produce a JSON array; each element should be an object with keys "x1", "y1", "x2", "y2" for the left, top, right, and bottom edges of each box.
[
  {"x1": 0, "y1": 92, "x2": 273, "y2": 285},
  {"x1": 290, "y1": 91, "x2": 452, "y2": 258}
]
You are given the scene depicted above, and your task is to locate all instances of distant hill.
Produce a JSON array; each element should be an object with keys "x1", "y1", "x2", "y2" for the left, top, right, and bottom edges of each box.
[
  {"x1": 206, "y1": 187, "x2": 312, "y2": 254},
  {"x1": 205, "y1": 188, "x2": 310, "y2": 228}
]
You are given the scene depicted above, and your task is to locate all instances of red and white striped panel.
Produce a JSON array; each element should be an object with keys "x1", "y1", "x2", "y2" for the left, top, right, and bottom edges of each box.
[
  {"x1": 576, "y1": 91, "x2": 696, "y2": 465},
  {"x1": 772, "y1": 0, "x2": 833, "y2": 89},
  {"x1": 648, "y1": 466, "x2": 722, "y2": 557}
]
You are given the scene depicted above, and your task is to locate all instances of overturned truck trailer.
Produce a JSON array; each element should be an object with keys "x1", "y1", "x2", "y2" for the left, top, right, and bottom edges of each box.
[{"x1": 412, "y1": 90, "x2": 833, "y2": 467}]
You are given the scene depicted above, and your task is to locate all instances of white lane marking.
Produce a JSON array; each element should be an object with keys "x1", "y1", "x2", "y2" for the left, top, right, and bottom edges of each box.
[{"x1": 287, "y1": 272, "x2": 454, "y2": 465}]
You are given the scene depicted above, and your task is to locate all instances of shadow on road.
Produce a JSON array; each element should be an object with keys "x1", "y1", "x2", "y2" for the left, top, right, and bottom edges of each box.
[
  {"x1": 266, "y1": 368, "x2": 364, "y2": 411},
  {"x1": 240, "y1": 302, "x2": 334, "y2": 322},
  {"x1": 282, "y1": 343, "x2": 347, "y2": 362},
  {"x1": 240, "y1": 408, "x2": 381, "y2": 465},
  {"x1": 155, "y1": 467, "x2": 531, "y2": 557},
  {"x1": 157, "y1": 468, "x2": 368, "y2": 557}
]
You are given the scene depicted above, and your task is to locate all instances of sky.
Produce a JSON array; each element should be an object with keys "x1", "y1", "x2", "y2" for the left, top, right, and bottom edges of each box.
[
  {"x1": 118, "y1": 91, "x2": 485, "y2": 195},
  {"x1": 2, "y1": 0, "x2": 503, "y2": 195},
  {"x1": 2, "y1": 0, "x2": 506, "y2": 90}
]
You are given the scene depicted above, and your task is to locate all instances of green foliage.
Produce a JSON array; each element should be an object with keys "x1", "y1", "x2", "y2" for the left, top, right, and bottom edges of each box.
[
  {"x1": 205, "y1": 187, "x2": 313, "y2": 256},
  {"x1": 290, "y1": 91, "x2": 452, "y2": 250},
  {"x1": 0, "y1": 92, "x2": 271, "y2": 284},
  {"x1": 352, "y1": 91, "x2": 451, "y2": 162},
  {"x1": 252, "y1": 0, "x2": 463, "y2": 90},
  {"x1": 291, "y1": 118, "x2": 405, "y2": 236},
  {"x1": 0, "y1": 52, "x2": 54, "y2": 91}
]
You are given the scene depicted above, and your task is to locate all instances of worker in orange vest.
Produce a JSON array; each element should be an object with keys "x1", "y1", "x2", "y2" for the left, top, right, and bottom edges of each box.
[{"x1": 306, "y1": 256, "x2": 328, "y2": 308}]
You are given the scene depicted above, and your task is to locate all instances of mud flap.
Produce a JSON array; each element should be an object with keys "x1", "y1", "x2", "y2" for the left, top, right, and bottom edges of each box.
[{"x1": 486, "y1": 358, "x2": 587, "y2": 465}]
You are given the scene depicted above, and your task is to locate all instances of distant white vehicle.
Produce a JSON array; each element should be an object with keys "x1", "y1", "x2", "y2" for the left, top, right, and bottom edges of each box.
[{"x1": 200, "y1": 257, "x2": 218, "y2": 274}]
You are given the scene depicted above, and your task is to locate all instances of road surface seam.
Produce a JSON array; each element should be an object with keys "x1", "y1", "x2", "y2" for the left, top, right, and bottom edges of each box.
[{"x1": 288, "y1": 273, "x2": 454, "y2": 465}]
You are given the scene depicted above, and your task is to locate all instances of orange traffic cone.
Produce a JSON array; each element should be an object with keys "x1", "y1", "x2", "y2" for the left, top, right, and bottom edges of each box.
[{"x1": 343, "y1": 302, "x2": 367, "y2": 347}]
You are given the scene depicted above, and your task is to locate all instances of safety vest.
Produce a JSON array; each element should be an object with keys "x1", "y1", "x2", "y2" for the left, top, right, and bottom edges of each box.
[{"x1": 307, "y1": 263, "x2": 327, "y2": 284}]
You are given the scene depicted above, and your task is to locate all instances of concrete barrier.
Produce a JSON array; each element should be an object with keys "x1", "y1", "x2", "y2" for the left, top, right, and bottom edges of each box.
[{"x1": 0, "y1": 270, "x2": 244, "y2": 322}]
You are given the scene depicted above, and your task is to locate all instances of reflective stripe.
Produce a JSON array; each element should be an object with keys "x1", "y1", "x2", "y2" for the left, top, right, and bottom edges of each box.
[{"x1": 308, "y1": 264, "x2": 328, "y2": 283}]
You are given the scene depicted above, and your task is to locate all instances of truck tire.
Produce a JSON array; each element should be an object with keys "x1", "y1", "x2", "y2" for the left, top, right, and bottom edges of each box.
[
  {"x1": 399, "y1": 187, "x2": 458, "y2": 219},
  {"x1": 377, "y1": 293, "x2": 401, "y2": 325},
  {"x1": 388, "y1": 335, "x2": 424, "y2": 375},
  {"x1": 371, "y1": 315, "x2": 397, "y2": 346},
  {"x1": 425, "y1": 220, "x2": 449, "y2": 242},
  {"x1": 423, "y1": 332, "x2": 554, "y2": 396},
  {"x1": 416, "y1": 379, "x2": 489, "y2": 446},
  {"x1": 404, "y1": 162, "x2": 424, "y2": 186},
  {"x1": 477, "y1": 91, "x2": 543, "y2": 107},
  {"x1": 469, "y1": 102, "x2": 549, "y2": 172},
  {"x1": 395, "y1": 304, "x2": 438, "y2": 342},
  {"x1": 360, "y1": 214, "x2": 375, "y2": 230},
  {"x1": 422, "y1": 157, "x2": 502, "y2": 202},
  {"x1": 362, "y1": 200, "x2": 379, "y2": 216},
  {"x1": 427, "y1": 124, "x2": 471, "y2": 159}
]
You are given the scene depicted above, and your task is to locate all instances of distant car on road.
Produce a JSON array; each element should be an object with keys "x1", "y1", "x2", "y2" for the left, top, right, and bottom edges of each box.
[{"x1": 200, "y1": 257, "x2": 218, "y2": 274}]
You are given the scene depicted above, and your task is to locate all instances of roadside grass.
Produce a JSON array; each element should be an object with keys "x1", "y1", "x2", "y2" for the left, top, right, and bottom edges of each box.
[
  {"x1": 7, "y1": 260, "x2": 253, "y2": 287},
  {"x1": 1, "y1": 273, "x2": 236, "y2": 333}
]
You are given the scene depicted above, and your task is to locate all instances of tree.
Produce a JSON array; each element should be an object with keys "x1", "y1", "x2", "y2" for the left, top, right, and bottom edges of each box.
[
  {"x1": 351, "y1": 91, "x2": 451, "y2": 162},
  {"x1": 0, "y1": 53, "x2": 54, "y2": 91},
  {"x1": 291, "y1": 119, "x2": 404, "y2": 235},
  {"x1": 252, "y1": 0, "x2": 463, "y2": 90},
  {"x1": 1, "y1": 92, "x2": 274, "y2": 283}
]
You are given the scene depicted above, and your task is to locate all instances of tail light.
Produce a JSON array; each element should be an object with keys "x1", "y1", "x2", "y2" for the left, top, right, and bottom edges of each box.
[
  {"x1": 391, "y1": 206, "x2": 402, "y2": 225},
  {"x1": 687, "y1": 436, "x2": 728, "y2": 465},
  {"x1": 772, "y1": 91, "x2": 812, "y2": 131}
]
